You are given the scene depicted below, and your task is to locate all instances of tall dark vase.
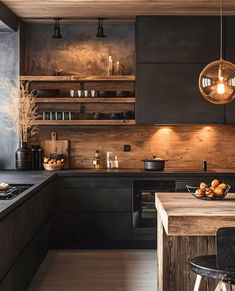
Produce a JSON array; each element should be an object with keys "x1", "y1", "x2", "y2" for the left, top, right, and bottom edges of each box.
[{"x1": 15, "y1": 142, "x2": 32, "y2": 170}]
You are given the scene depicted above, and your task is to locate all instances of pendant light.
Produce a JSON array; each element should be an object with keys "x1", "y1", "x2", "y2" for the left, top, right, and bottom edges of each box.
[
  {"x1": 52, "y1": 18, "x2": 62, "y2": 39},
  {"x1": 198, "y1": 0, "x2": 235, "y2": 104},
  {"x1": 96, "y1": 18, "x2": 106, "y2": 38}
]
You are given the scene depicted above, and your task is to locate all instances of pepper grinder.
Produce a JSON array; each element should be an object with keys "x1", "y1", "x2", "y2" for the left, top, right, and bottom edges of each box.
[{"x1": 202, "y1": 160, "x2": 207, "y2": 172}]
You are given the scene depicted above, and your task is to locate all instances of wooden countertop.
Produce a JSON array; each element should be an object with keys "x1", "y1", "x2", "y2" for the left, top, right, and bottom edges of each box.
[{"x1": 155, "y1": 192, "x2": 235, "y2": 236}]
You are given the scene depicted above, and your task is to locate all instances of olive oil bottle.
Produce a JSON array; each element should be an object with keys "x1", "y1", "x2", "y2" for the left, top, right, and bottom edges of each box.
[{"x1": 93, "y1": 150, "x2": 101, "y2": 169}]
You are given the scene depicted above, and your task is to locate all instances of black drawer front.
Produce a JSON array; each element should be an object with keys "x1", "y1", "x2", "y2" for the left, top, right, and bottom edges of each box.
[
  {"x1": 56, "y1": 213, "x2": 132, "y2": 243},
  {"x1": 57, "y1": 187, "x2": 132, "y2": 212},
  {"x1": 57, "y1": 178, "x2": 132, "y2": 189}
]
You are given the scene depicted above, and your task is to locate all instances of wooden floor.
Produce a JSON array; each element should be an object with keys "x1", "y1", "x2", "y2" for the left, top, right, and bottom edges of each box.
[{"x1": 28, "y1": 250, "x2": 157, "y2": 291}]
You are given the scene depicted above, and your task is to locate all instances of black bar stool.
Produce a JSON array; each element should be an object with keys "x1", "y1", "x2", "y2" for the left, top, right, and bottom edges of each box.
[{"x1": 189, "y1": 227, "x2": 235, "y2": 291}]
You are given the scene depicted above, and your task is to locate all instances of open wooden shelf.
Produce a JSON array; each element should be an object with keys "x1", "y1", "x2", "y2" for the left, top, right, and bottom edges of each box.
[
  {"x1": 33, "y1": 120, "x2": 136, "y2": 126},
  {"x1": 35, "y1": 97, "x2": 135, "y2": 103},
  {"x1": 21, "y1": 75, "x2": 135, "y2": 82},
  {"x1": 24, "y1": 75, "x2": 136, "y2": 126}
]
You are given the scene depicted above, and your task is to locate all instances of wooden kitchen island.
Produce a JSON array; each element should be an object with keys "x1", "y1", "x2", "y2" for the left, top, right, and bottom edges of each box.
[{"x1": 155, "y1": 193, "x2": 235, "y2": 291}]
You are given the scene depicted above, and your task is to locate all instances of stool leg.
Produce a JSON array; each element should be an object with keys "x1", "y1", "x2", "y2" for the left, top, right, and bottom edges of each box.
[
  {"x1": 222, "y1": 282, "x2": 228, "y2": 291},
  {"x1": 215, "y1": 281, "x2": 231, "y2": 291},
  {"x1": 193, "y1": 275, "x2": 202, "y2": 291},
  {"x1": 215, "y1": 281, "x2": 223, "y2": 291}
]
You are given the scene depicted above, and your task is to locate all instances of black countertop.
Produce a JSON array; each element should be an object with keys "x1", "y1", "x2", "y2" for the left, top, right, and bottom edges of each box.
[
  {"x1": 0, "y1": 168, "x2": 235, "y2": 220},
  {"x1": 0, "y1": 171, "x2": 55, "y2": 220},
  {"x1": 56, "y1": 168, "x2": 235, "y2": 177}
]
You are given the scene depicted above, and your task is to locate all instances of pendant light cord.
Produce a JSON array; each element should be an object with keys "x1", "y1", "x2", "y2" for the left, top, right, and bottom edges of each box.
[{"x1": 220, "y1": 0, "x2": 223, "y2": 60}]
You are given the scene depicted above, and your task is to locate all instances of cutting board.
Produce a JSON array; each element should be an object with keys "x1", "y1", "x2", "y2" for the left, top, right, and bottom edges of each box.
[{"x1": 41, "y1": 132, "x2": 69, "y2": 169}]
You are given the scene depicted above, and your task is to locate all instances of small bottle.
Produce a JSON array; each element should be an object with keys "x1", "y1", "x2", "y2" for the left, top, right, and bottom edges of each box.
[
  {"x1": 202, "y1": 160, "x2": 207, "y2": 172},
  {"x1": 93, "y1": 150, "x2": 100, "y2": 169},
  {"x1": 38, "y1": 148, "x2": 43, "y2": 170}
]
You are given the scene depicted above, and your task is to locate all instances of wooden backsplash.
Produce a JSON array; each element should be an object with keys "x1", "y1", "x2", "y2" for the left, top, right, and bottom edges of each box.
[{"x1": 30, "y1": 125, "x2": 235, "y2": 170}]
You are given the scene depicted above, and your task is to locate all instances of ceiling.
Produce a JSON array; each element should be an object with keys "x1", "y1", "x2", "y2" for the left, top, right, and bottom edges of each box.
[{"x1": 2, "y1": 0, "x2": 235, "y2": 22}]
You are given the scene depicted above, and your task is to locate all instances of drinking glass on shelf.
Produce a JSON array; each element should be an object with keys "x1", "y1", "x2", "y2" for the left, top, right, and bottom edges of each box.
[
  {"x1": 84, "y1": 90, "x2": 89, "y2": 98},
  {"x1": 50, "y1": 112, "x2": 56, "y2": 120},
  {"x1": 91, "y1": 90, "x2": 96, "y2": 97},
  {"x1": 77, "y1": 90, "x2": 83, "y2": 97},
  {"x1": 70, "y1": 90, "x2": 75, "y2": 97},
  {"x1": 56, "y1": 112, "x2": 63, "y2": 120},
  {"x1": 63, "y1": 112, "x2": 72, "y2": 120}
]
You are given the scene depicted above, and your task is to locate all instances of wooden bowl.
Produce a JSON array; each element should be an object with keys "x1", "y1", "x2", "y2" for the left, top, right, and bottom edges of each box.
[{"x1": 43, "y1": 163, "x2": 64, "y2": 171}]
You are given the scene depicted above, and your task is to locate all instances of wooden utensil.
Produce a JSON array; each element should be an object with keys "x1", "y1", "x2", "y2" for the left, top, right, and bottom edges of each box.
[{"x1": 41, "y1": 132, "x2": 69, "y2": 169}]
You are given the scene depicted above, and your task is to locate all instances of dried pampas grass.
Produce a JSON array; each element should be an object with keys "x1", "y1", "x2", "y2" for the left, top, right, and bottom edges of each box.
[{"x1": 0, "y1": 79, "x2": 39, "y2": 142}]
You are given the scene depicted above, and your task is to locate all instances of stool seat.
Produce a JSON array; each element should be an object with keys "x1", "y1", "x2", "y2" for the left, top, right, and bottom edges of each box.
[{"x1": 189, "y1": 255, "x2": 235, "y2": 284}]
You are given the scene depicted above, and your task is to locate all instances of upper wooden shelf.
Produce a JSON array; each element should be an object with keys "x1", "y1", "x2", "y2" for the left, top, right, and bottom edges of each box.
[
  {"x1": 35, "y1": 97, "x2": 135, "y2": 103},
  {"x1": 20, "y1": 75, "x2": 135, "y2": 82},
  {"x1": 33, "y1": 120, "x2": 136, "y2": 126}
]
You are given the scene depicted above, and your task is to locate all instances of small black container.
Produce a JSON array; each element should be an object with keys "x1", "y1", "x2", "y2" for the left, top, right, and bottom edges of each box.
[
  {"x1": 121, "y1": 111, "x2": 133, "y2": 119},
  {"x1": 15, "y1": 142, "x2": 32, "y2": 170},
  {"x1": 202, "y1": 160, "x2": 207, "y2": 172},
  {"x1": 31, "y1": 145, "x2": 43, "y2": 170},
  {"x1": 36, "y1": 89, "x2": 60, "y2": 97},
  {"x1": 110, "y1": 112, "x2": 121, "y2": 119},
  {"x1": 93, "y1": 112, "x2": 103, "y2": 120}
]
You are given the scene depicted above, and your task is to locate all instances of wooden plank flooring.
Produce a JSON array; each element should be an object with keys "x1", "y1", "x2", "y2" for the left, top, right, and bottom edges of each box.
[{"x1": 28, "y1": 250, "x2": 157, "y2": 291}]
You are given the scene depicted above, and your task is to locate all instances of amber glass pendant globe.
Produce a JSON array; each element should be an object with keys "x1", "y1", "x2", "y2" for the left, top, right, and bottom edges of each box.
[{"x1": 199, "y1": 59, "x2": 235, "y2": 104}]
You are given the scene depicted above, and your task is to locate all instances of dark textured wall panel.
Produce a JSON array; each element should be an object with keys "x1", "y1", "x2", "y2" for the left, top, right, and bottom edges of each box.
[
  {"x1": 0, "y1": 31, "x2": 19, "y2": 169},
  {"x1": 23, "y1": 23, "x2": 135, "y2": 76}
]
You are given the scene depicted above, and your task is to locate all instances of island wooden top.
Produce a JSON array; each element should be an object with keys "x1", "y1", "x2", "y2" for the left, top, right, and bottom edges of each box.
[{"x1": 155, "y1": 192, "x2": 235, "y2": 236}]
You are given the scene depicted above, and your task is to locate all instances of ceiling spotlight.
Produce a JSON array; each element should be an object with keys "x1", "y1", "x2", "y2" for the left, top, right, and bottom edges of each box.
[
  {"x1": 52, "y1": 18, "x2": 62, "y2": 39},
  {"x1": 96, "y1": 18, "x2": 106, "y2": 38}
]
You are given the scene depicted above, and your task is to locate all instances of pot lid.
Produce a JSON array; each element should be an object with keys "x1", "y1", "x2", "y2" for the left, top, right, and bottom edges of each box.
[{"x1": 142, "y1": 156, "x2": 166, "y2": 162}]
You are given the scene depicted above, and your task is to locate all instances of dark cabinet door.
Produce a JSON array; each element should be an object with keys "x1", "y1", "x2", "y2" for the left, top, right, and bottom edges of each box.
[
  {"x1": 0, "y1": 270, "x2": 13, "y2": 291},
  {"x1": 225, "y1": 16, "x2": 235, "y2": 63},
  {"x1": 57, "y1": 178, "x2": 132, "y2": 212},
  {"x1": 14, "y1": 219, "x2": 52, "y2": 291},
  {"x1": 56, "y1": 213, "x2": 132, "y2": 245},
  {"x1": 224, "y1": 16, "x2": 235, "y2": 123},
  {"x1": 136, "y1": 64, "x2": 225, "y2": 124},
  {"x1": 137, "y1": 16, "x2": 220, "y2": 64},
  {"x1": 225, "y1": 101, "x2": 235, "y2": 124}
]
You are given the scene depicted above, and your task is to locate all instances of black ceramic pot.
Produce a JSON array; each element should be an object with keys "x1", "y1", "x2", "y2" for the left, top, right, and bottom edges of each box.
[
  {"x1": 15, "y1": 142, "x2": 32, "y2": 170},
  {"x1": 142, "y1": 157, "x2": 168, "y2": 171}
]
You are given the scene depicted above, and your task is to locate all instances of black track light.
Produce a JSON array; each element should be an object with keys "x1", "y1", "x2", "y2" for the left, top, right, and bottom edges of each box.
[
  {"x1": 52, "y1": 18, "x2": 62, "y2": 39},
  {"x1": 96, "y1": 18, "x2": 106, "y2": 38}
]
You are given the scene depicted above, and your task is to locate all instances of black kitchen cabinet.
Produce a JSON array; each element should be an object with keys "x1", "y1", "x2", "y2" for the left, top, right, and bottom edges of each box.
[
  {"x1": 56, "y1": 213, "x2": 131, "y2": 246},
  {"x1": 136, "y1": 64, "x2": 225, "y2": 124},
  {"x1": 57, "y1": 178, "x2": 132, "y2": 212},
  {"x1": 55, "y1": 177, "x2": 133, "y2": 247},
  {"x1": 224, "y1": 17, "x2": 235, "y2": 124},
  {"x1": 14, "y1": 218, "x2": 52, "y2": 291},
  {"x1": 137, "y1": 16, "x2": 220, "y2": 64},
  {"x1": 0, "y1": 181, "x2": 54, "y2": 290},
  {"x1": 0, "y1": 270, "x2": 14, "y2": 291},
  {"x1": 225, "y1": 17, "x2": 235, "y2": 63}
]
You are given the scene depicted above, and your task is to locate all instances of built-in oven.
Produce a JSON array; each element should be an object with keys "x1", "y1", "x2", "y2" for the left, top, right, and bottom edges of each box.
[{"x1": 132, "y1": 180, "x2": 176, "y2": 242}]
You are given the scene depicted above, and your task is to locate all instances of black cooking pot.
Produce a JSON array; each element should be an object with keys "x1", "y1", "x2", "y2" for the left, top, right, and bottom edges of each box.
[{"x1": 142, "y1": 156, "x2": 168, "y2": 171}]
